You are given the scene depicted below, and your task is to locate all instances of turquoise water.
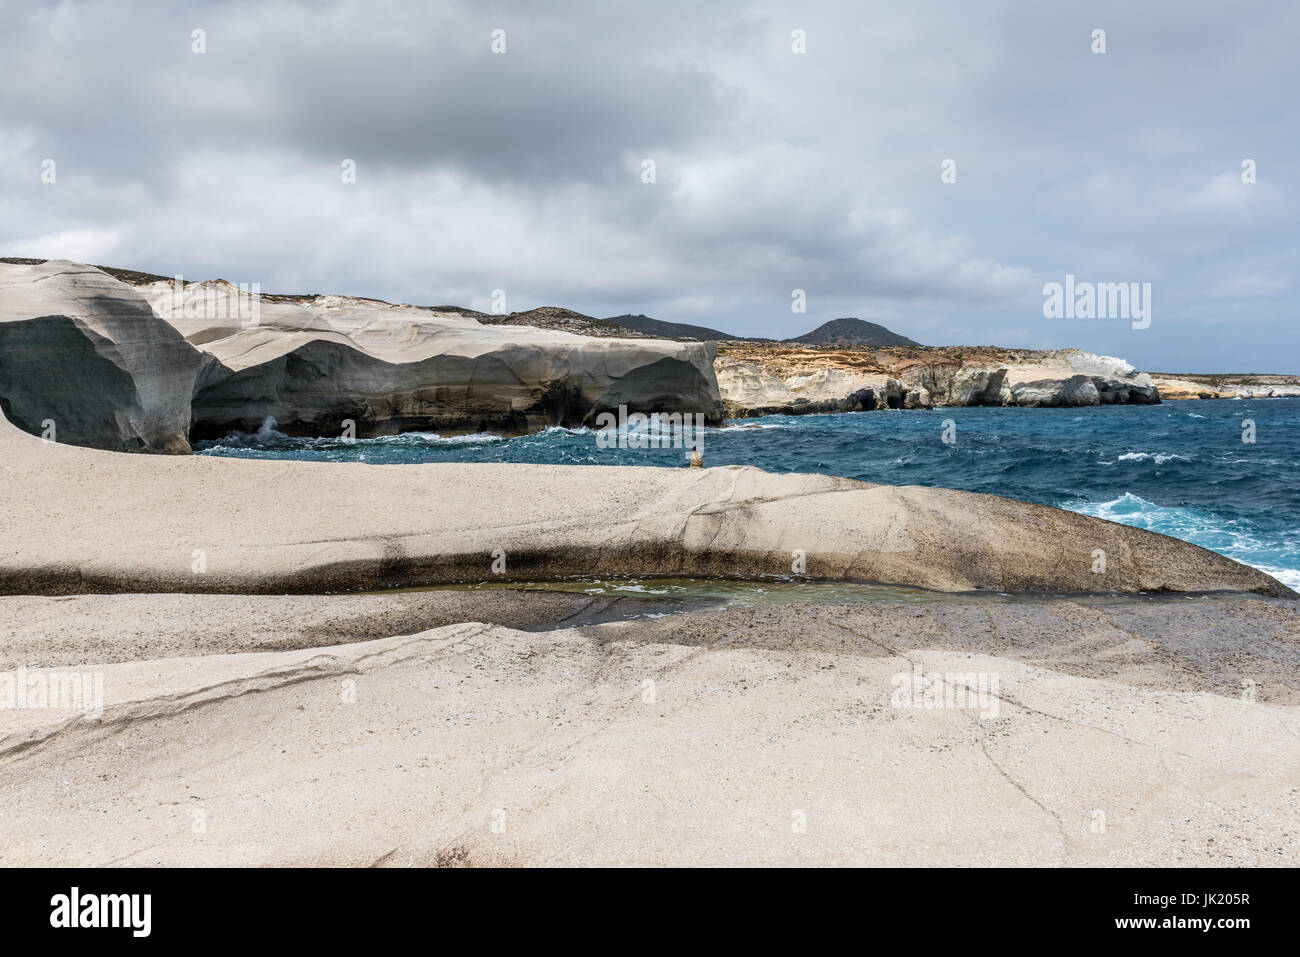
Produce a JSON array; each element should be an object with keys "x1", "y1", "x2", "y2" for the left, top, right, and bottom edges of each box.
[{"x1": 195, "y1": 398, "x2": 1300, "y2": 589}]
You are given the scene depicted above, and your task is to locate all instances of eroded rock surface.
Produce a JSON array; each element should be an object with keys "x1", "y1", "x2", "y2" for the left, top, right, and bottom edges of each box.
[
  {"x1": 0, "y1": 261, "x2": 723, "y2": 451},
  {"x1": 717, "y1": 344, "x2": 1161, "y2": 417},
  {"x1": 0, "y1": 261, "x2": 211, "y2": 452},
  {"x1": 1, "y1": 406, "x2": 1290, "y2": 597},
  {"x1": 2, "y1": 608, "x2": 1297, "y2": 866}
]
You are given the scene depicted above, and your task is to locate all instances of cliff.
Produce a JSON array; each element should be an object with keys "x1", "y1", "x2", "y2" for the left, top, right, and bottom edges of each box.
[
  {"x1": 716, "y1": 343, "x2": 1160, "y2": 416},
  {"x1": 1147, "y1": 373, "x2": 1300, "y2": 400},
  {"x1": 0, "y1": 260, "x2": 723, "y2": 452}
]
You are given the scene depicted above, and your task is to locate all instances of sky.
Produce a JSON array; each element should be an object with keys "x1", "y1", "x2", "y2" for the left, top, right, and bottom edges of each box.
[{"x1": 1, "y1": 0, "x2": 1296, "y2": 372}]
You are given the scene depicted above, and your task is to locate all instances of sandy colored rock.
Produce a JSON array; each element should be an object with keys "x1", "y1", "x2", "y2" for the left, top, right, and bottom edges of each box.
[
  {"x1": 0, "y1": 260, "x2": 210, "y2": 452},
  {"x1": 0, "y1": 407, "x2": 1290, "y2": 597},
  {"x1": 1, "y1": 614, "x2": 1295, "y2": 866},
  {"x1": 145, "y1": 276, "x2": 722, "y2": 438},
  {"x1": 1148, "y1": 372, "x2": 1300, "y2": 400},
  {"x1": 717, "y1": 343, "x2": 1160, "y2": 416},
  {"x1": 0, "y1": 590, "x2": 714, "y2": 668}
]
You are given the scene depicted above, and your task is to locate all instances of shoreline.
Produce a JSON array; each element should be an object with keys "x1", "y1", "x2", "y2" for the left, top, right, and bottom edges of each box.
[
  {"x1": 1, "y1": 343, "x2": 1296, "y2": 867},
  {"x1": 2, "y1": 408, "x2": 1290, "y2": 598}
]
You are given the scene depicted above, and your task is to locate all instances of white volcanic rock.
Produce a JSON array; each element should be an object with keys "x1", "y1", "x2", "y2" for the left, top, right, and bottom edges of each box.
[
  {"x1": 714, "y1": 357, "x2": 886, "y2": 412},
  {"x1": 1065, "y1": 351, "x2": 1136, "y2": 378},
  {"x1": 0, "y1": 404, "x2": 1290, "y2": 598},
  {"x1": 0, "y1": 262, "x2": 723, "y2": 452},
  {"x1": 715, "y1": 358, "x2": 925, "y2": 413},
  {"x1": 950, "y1": 366, "x2": 1012, "y2": 405},
  {"x1": 0, "y1": 261, "x2": 210, "y2": 452},
  {"x1": 144, "y1": 278, "x2": 723, "y2": 439},
  {"x1": 903, "y1": 387, "x2": 931, "y2": 409},
  {"x1": 1147, "y1": 373, "x2": 1300, "y2": 400},
  {"x1": 3, "y1": 614, "x2": 1299, "y2": 866}
]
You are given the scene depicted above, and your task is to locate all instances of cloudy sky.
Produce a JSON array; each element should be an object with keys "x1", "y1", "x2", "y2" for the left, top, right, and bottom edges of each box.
[{"x1": 2, "y1": 0, "x2": 1296, "y2": 371}]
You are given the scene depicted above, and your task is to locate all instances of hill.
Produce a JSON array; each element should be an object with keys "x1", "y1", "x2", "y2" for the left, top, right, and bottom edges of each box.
[
  {"x1": 787, "y1": 317, "x2": 921, "y2": 347},
  {"x1": 604, "y1": 313, "x2": 760, "y2": 341},
  {"x1": 478, "y1": 307, "x2": 654, "y2": 338}
]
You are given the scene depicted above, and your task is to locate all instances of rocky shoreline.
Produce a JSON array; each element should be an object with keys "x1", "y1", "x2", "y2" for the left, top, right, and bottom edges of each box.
[
  {"x1": 5, "y1": 260, "x2": 1297, "y2": 454},
  {"x1": 2, "y1": 267, "x2": 1297, "y2": 867},
  {"x1": 1, "y1": 406, "x2": 1297, "y2": 866},
  {"x1": 0, "y1": 260, "x2": 722, "y2": 453},
  {"x1": 716, "y1": 343, "x2": 1162, "y2": 417},
  {"x1": 2, "y1": 405, "x2": 1290, "y2": 597}
]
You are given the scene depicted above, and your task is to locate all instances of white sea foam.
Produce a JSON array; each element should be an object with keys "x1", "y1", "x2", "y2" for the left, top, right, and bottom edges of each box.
[
  {"x1": 1116, "y1": 451, "x2": 1187, "y2": 464},
  {"x1": 1062, "y1": 492, "x2": 1297, "y2": 590},
  {"x1": 715, "y1": 422, "x2": 789, "y2": 431}
]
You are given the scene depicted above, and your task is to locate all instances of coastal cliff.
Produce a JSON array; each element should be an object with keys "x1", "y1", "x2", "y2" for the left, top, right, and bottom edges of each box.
[
  {"x1": 7, "y1": 259, "x2": 1298, "y2": 455},
  {"x1": 716, "y1": 343, "x2": 1160, "y2": 417},
  {"x1": 1147, "y1": 373, "x2": 1300, "y2": 400},
  {"x1": 0, "y1": 260, "x2": 722, "y2": 452}
]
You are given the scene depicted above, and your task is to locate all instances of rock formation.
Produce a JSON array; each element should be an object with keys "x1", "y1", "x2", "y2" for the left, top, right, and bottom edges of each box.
[
  {"x1": 1, "y1": 404, "x2": 1290, "y2": 597},
  {"x1": 0, "y1": 261, "x2": 723, "y2": 451},
  {"x1": 150, "y1": 280, "x2": 723, "y2": 441},
  {"x1": 717, "y1": 344, "x2": 1160, "y2": 417},
  {"x1": 0, "y1": 261, "x2": 211, "y2": 453},
  {"x1": 1147, "y1": 372, "x2": 1300, "y2": 400}
]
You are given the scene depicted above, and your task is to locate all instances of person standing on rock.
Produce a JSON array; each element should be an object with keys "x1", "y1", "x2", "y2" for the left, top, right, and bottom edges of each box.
[{"x1": 689, "y1": 445, "x2": 703, "y2": 468}]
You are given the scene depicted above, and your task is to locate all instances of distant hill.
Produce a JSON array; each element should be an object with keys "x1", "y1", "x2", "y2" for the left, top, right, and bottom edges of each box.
[
  {"x1": 787, "y1": 317, "x2": 921, "y2": 347},
  {"x1": 479, "y1": 306, "x2": 655, "y2": 338},
  {"x1": 604, "y1": 313, "x2": 761, "y2": 341}
]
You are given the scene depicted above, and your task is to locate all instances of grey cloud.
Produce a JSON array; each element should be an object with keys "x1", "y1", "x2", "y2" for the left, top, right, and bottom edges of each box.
[{"x1": 0, "y1": 0, "x2": 1296, "y2": 371}]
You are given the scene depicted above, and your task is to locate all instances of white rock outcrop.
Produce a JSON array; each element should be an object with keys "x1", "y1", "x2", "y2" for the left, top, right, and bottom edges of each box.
[
  {"x1": 0, "y1": 261, "x2": 724, "y2": 451},
  {"x1": 147, "y1": 278, "x2": 723, "y2": 441},
  {"x1": 0, "y1": 261, "x2": 210, "y2": 453},
  {"x1": 718, "y1": 346, "x2": 1160, "y2": 416}
]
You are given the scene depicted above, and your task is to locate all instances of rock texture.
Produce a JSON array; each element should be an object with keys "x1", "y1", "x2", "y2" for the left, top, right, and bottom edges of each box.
[
  {"x1": 717, "y1": 344, "x2": 1160, "y2": 417},
  {"x1": 1148, "y1": 373, "x2": 1300, "y2": 400},
  {"x1": 0, "y1": 406, "x2": 1290, "y2": 597},
  {"x1": 0, "y1": 261, "x2": 724, "y2": 451},
  {"x1": 2, "y1": 603, "x2": 1298, "y2": 866},
  {"x1": 0, "y1": 261, "x2": 211, "y2": 453},
  {"x1": 146, "y1": 277, "x2": 724, "y2": 440}
]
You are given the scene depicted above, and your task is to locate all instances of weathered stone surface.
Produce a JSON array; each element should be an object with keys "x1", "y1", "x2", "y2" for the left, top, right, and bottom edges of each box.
[
  {"x1": 718, "y1": 345, "x2": 1162, "y2": 416},
  {"x1": 903, "y1": 387, "x2": 931, "y2": 409},
  {"x1": 0, "y1": 261, "x2": 210, "y2": 452},
  {"x1": 0, "y1": 262, "x2": 724, "y2": 451},
  {"x1": 143, "y1": 278, "x2": 723, "y2": 439},
  {"x1": 951, "y1": 367, "x2": 1012, "y2": 405},
  {"x1": 1149, "y1": 373, "x2": 1300, "y2": 400},
  {"x1": 2, "y1": 600, "x2": 1298, "y2": 865},
  {"x1": 1, "y1": 405, "x2": 1290, "y2": 597}
]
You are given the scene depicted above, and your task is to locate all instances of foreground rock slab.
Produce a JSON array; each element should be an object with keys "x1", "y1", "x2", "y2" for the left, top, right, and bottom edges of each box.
[
  {"x1": 1, "y1": 613, "x2": 1295, "y2": 867},
  {"x1": 0, "y1": 409, "x2": 1289, "y2": 596}
]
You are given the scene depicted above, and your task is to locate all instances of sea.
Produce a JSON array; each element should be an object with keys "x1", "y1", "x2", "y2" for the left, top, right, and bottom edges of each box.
[{"x1": 195, "y1": 397, "x2": 1300, "y2": 590}]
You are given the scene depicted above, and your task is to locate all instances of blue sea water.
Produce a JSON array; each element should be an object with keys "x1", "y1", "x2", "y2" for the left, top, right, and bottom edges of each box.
[{"x1": 195, "y1": 398, "x2": 1300, "y2": 589}]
